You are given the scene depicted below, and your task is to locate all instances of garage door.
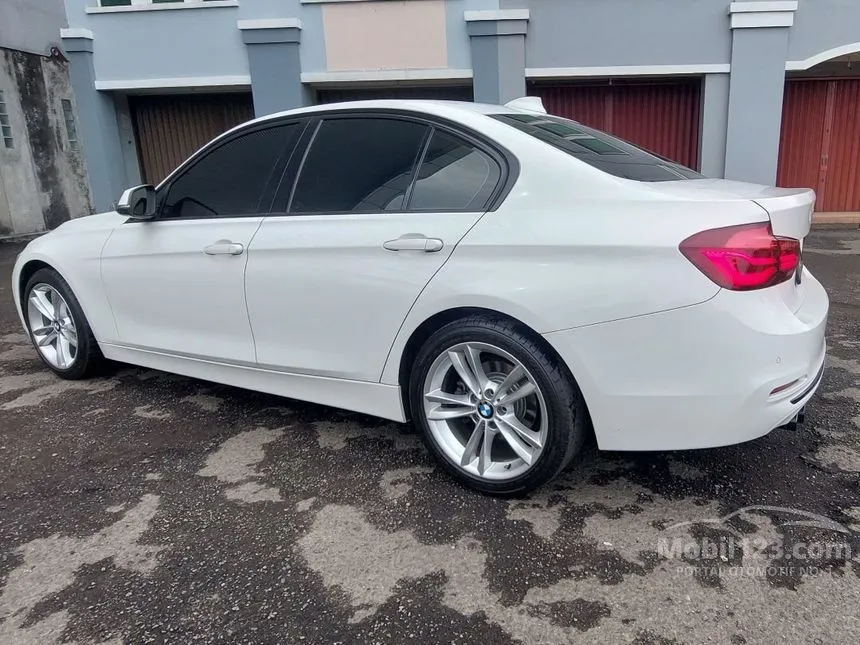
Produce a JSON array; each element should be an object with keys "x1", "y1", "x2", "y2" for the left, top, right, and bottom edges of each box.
[
  {"x1": 778, "y1": 79, "x2": 860, "y2": 212},
  {"x1": 130, "y1": 93, "x2": 254, "y2": 185},
  {"x1": 530, "y1": 79, "x2": 702, "y2": 170},
  {"x1": 317, "y1": 85, "x2": 473, "y2": 103}
]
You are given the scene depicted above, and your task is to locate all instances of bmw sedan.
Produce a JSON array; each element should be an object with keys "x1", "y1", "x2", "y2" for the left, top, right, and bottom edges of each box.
[{"x1": 11, "y1": 98, "x2": 828, "y2": 494}]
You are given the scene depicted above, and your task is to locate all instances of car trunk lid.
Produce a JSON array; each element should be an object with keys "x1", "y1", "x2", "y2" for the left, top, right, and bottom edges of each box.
[{"x1": 652, "y1": 179, "x2": 815, "y2": 312}]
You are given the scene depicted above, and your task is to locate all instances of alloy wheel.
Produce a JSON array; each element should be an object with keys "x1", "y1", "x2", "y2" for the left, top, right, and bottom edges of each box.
[
  {"x1": 26, "y1": 284, "x2": 78, "y2": 370},
  {"x1": 422, "y1": 341, "x2": 548, "y2": 481}
]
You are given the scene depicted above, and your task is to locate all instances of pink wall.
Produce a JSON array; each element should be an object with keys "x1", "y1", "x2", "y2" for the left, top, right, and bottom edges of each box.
[{"x1": 323, "y1": 0, "x2": 448, "y2": 71}]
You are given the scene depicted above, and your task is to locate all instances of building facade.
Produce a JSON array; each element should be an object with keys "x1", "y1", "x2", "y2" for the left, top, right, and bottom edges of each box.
[
  {"x1": 0, "y1": 0, "x2": 92, "y2": 236},
  {"x1": 63, "y1": 0, "x2": 860, "y2": 215}
]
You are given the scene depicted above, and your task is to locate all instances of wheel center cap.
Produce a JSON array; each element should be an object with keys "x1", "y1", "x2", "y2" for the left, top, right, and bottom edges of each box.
[{"x1": 477, "y1": 402, "x2": 494, "y2": 419}]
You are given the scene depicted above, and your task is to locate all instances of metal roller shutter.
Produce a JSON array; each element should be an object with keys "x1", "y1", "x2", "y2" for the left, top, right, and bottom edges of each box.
[
  {"x1": 778, "y1": 79, "x2": 860, "y2": 212},
  {"x1": 530, "y1": 79, "x2": 703, "y2": 170},
  {"x1": 130, "y1": 93, "x2": 254, "y2": 185}
]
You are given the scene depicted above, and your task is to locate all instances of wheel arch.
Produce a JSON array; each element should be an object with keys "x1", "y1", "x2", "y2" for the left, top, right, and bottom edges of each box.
[
  {"x1": 396, "y1": 306, "x2": 584, "y2": 422},
  {"x1": 15, "y1": 256, "x2": 114, "y2": 344},
  {"x1": 17, "y1": 259, "x2": 55, "y2": 306}
]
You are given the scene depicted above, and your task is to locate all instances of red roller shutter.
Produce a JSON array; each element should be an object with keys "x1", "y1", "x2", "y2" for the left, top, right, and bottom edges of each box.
[
  {"x1": 778, "y1": 79, "x2": 860, "y2": 212},
  {"x1": 531, "y1": 79, "x2": 702, "y2": 170},
  {"x1": 827, "y1": 80, "x2": 860, "y2": 211}
]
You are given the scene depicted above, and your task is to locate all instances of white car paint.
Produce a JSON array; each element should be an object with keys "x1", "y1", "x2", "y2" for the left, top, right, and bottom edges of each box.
[
  {"x1": 100, "y1": 217, "x2": 264, "y2": 363},
  {"x1": 245, "y1": 211, "x2": 482, "y2": 381},
  {"x1": 11, "y1": 99, "x2": 828, "y2": 452}
]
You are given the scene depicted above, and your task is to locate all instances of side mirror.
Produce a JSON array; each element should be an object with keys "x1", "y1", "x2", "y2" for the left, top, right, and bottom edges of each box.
[{"x1": 117, "y1": 185, "x2": 156, "y2": 219}]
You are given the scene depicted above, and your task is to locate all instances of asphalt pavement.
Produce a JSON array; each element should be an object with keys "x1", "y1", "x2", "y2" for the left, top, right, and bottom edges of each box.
[{"x1": 1, "y1": 226, "x2": 859, "y2": 645}]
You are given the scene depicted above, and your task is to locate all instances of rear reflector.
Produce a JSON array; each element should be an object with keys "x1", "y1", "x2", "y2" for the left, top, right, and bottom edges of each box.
[
  {"x1": 770, "y1": 378, "x2": 800, "y2": 396},
  {"x1": 679, "y1": 222, "x2": 800, "y2": 291}
]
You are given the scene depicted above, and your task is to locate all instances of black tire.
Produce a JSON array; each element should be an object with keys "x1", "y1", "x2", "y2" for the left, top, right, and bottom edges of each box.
[
  {"x1": 409, "y1": 315, "x2": 588, "y2": 495},
  {"x1": 22, "y1": 267, "x2": 104, "y2": 380}
]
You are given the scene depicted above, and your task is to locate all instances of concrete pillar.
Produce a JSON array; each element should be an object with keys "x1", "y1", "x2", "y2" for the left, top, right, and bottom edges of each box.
[
  {"x1": 465, "y1": 10, "x2": 529, "y2": 105},
  {"x1": 238, "y1": 19, "x2": 307, "y2": 117},
  {"x1": 724, "y1": 1, "x2": 798, "y2": 185},
  {"x1": 699, "y1": 73, "x2": 730, "y2": 178},
  {"x1": 60, "y1": 28, "x2": 128, "y2": 212}
]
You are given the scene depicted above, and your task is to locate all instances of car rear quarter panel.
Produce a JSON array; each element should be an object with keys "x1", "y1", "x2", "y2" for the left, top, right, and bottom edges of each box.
[{"x1": 379, "y1": 147, "x2": 770, "y2": 386}]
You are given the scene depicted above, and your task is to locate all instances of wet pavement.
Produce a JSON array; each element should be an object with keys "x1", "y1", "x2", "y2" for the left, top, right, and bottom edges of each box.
[{"x1": 1, "y1": 226, "x2": 859, "y2": 645}]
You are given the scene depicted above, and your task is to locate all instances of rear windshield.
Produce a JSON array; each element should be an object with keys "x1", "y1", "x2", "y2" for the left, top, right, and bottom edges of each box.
[{"x1": 491, "y1": 113, "x2": 703, "y2": 182}]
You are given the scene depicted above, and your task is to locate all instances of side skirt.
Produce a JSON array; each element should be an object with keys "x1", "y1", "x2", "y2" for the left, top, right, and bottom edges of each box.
[{"x1": 100, "y1": 343, "x2": 407, "y2": 422}]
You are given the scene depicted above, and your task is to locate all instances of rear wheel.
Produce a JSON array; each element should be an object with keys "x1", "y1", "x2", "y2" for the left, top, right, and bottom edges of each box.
[
  {"x1": 409, "y1": 316, "x2": 587, "y2": 495},
  {"x1": 23, "y1": 268, "x2": 103, "y2": 379}
]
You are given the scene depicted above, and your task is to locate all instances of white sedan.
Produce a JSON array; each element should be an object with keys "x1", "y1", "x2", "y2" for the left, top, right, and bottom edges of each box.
[{"x1": 11, "y1": 98, "x2": 828, "y2": 494}]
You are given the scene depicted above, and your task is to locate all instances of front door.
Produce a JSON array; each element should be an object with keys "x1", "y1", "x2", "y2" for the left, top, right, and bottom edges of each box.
[
  {"x1": 246, "y1": 115, "x2": 505, "y2": 381},
  {"x1": 101, "y1": 120, "x2": 304, "y2": 362}
]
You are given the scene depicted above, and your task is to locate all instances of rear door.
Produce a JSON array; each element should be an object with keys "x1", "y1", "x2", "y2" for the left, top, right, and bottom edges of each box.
[{"x1": 245, "y1": 113, "x2": 506, "y2": 381}]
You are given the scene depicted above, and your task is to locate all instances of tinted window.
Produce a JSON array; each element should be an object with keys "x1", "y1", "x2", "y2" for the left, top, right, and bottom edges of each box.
[
  {"x1": 162, "y1": 124, "x2": 299, "y2": 219},
  {"x1": 408, "y1": 130, "x2": 501, "y2": 211},
  {"x1": 291, "y1": 118, "x2": 429, "y2": 213},
  {"x1": 492, "y1": 113, "x2": 703, "y2": 182}
]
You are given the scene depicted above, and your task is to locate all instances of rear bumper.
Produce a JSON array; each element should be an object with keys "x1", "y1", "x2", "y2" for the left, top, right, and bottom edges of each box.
[{"x1": 544, "y1": 269, "x2": 829, "y2": 451}]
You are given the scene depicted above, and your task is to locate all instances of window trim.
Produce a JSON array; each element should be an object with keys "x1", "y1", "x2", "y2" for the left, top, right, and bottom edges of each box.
[
  {"x1": 269, "y1": 108, "x2": 518, "y2": 218},
  {"x1": 147, "y1": 117, "x2": 309, "y2": 222},
  {"x1": 61, "y1": 99, "x2": 78, "y2": 151},
  {"x1": 0, "y1": 89, "x2": 13, "y2": 149},
  {"x1": 90, "y1": 1, "x2": 239, "y2": 15}
]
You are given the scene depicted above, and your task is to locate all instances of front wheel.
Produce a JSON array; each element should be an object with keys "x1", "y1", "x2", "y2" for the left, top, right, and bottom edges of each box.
[
  {"x1": 23, "y1": 268, "x2": 103, "y2": 379},
  {"x1": 409, "y1": 316, "x2": 587, "y2": 495}
]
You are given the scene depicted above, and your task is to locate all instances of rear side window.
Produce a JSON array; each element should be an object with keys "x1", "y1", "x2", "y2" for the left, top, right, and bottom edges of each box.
[
  {"x1": 408, "y1": 130, "x2": 501, "y2": 212},
  {"x1": 290, "y1": 117, "x2": 429, "y2": 213},
  {"x1": 492, "y1": 113, "x2": 702, "y2": 182},
  {"x1": 162, "y1": 124, "x2": 300, "y2": 219}
]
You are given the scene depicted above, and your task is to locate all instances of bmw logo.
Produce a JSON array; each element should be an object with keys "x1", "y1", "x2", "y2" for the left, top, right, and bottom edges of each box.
[{"x1": 477, "y1": 402, "x2": 494, "y2": 419}]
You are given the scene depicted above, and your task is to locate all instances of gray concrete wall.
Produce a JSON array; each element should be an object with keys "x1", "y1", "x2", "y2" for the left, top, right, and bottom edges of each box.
[
  {"x1": 241, "y1": 24, "x2": 305, "y2": 116},
  {"x1": 725, "y1": 27, "x2": 791, "y2": 185},
  {"x1": 0, "y1": 0, "x2": 67, "y2": 56},
  {"x1": 700, "y1": 73, "x2": 730, "y2": 179},
  {"x1": 64, "y1": 0, "x2": 249, "y2": 83},
  {"x1": 0, "y1": 47, "x2": 92, "y2": 235},
  {"x1": 447, "y1": 0, "x2": 497, "y2": 72},
  {"x1": 497, "y1": 33, "x2": 526, "y2": 102},
  {"x1": 0, "y1": 164, "x2": 13, "y2": 236},
  {"x1": 246, "y1": 42, "x2": 305, "y2": 115},
  {"x1": 61, "y1": 1, "x2": 860, "y2": 84},
  {"x1": 64, "y1": 40, "x2": 127, "y2": 213},
  {"x1": 0, "y1": 53, "x2": 40, "y2": 236},
  {"x1": 114, "y1": 94, "x2": 142, "y2": 188},
  {"x1": 467, "y1": 14, "x2": 528, "y2": 104},
  {"x1": 298, "y1": 3, "x2": 327, "y2": 74},
  {"x1": 524, "y1": 0, "x2": 732, "y2": 68},
  {"x1": 469, "y1": 36, "x2": 502, "y2": 104},
  {"x1": 789, "y1": 0, "x2": 860, "y2": 64},
  {"x1": 57, "y1": 0, "x2": 860, "y2": 208}
]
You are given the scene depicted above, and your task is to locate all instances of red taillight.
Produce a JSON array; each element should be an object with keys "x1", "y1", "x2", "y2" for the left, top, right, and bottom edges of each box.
[{"x1": 679, "y1": 222, "x2": 800, "y2": 291}]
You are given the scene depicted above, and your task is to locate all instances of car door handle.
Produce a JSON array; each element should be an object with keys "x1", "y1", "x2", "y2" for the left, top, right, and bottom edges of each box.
[
  {"x1": 203, "y1": 240, "x2": 245, "y2": 256},
  {"x1": 383, "y1": 235, "x2": 444, "y2": 253}
]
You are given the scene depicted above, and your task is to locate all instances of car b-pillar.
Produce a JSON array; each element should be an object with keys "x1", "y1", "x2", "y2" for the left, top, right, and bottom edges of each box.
[{"x1": 465, "y1": 10, "x2": 529, "y2": 105}]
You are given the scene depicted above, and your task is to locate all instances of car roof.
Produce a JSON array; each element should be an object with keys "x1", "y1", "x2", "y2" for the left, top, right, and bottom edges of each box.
[{"x1": 248, "y1": 99, "x2": 521, "y2": 127}]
